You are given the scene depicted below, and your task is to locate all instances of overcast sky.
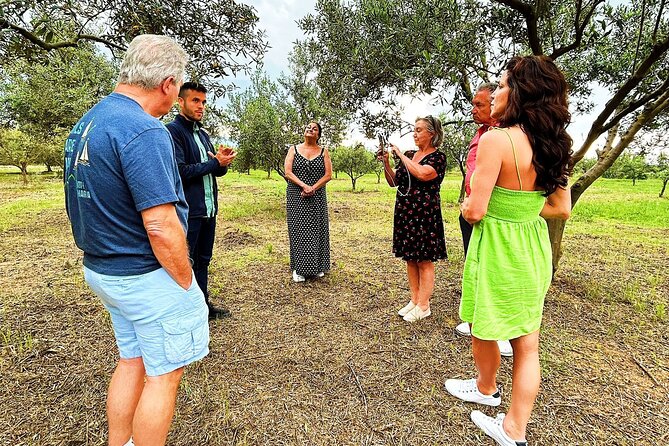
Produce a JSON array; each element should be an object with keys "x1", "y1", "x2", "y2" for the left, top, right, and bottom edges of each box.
[{"x1": 238, "y1": 0, "x2": 602, "y2": 152}]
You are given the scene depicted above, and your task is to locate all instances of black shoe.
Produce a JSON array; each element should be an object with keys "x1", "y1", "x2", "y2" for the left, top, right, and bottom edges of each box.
[{"x1": 208, "y1": 305, "x2": 231, "y2": 320}]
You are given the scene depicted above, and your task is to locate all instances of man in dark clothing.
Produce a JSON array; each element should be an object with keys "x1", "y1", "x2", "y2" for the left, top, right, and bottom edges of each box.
[{"x1": 166, "y1": 82, "x2": 236, "y2": 320}]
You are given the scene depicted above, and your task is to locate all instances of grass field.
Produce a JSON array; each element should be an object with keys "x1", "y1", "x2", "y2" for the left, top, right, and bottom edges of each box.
[{"x1": 0, "y1": 166, "x2": 667, "y2": 445}]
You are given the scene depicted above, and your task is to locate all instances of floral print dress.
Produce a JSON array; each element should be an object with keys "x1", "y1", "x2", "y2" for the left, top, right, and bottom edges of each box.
[{"x1": 392, "y1": 150, "x2": 448, "y2": 261}]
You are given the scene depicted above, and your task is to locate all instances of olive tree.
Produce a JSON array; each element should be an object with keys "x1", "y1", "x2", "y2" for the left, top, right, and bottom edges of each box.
[{"x1": 298, "y1": 0, "x2": 669, "y2": 268}]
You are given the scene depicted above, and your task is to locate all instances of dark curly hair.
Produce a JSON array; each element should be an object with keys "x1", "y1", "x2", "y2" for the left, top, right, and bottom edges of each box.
[{"x1": 497, "y1": 55, "x2": 573, "y2": 196}]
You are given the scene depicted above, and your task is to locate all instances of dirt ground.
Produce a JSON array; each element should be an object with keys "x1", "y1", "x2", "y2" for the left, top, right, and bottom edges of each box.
[{"x1": 1, "y1": 178, "x2": 668, "y2": 445}]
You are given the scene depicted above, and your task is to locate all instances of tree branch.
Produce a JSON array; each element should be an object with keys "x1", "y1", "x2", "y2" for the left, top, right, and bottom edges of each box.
[
  {"x1": 493, "y1": 0, "x2": 543, "y2": 55},
  {"x1": 572, "y1": 34, "x2": 669, "y2": 162},
  {"x1": 652, "y1": 0, "x2": 666, "y2": 43},
  {"x1": 0, "y1": 18, "x2": 127, "y2": 52},
  {"x1": 549, "y1": 0, "x2": 605, "y2": 60},
  {"x1": 631, "y1": 0, "x2": 648, "y2": 74},
  {"x1": 600, "y1": 75, "x2": 669, "y2": 134},
  {"x1": 571, "y1": 88, "x2": 669, "y2": 203}
]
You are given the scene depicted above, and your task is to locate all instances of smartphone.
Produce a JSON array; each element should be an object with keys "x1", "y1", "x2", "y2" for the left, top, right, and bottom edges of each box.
[{"x1": 378, "y1": 134, "x2": 390, "y2": 153}]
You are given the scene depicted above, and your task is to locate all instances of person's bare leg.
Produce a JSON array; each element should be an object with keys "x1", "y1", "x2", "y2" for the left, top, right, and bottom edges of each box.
[
  {"x1": 472, "y1": 336, "x2": 500, "y2": 395},
  {"x1": 107, "y1": 357, "x2": 145, "y2": 446},
  {"x1": 406, "y1": 261, "x2": 419, "y2": 304},
  {"x1": 416, "y1": 260, "x2": 434, "y2": 310},
  {"x1": 503, "y1": 331, "x2": 540, "y2": 441},
  {"x1": 132, "y1": 367, "x2": 184, "y2": 446}
]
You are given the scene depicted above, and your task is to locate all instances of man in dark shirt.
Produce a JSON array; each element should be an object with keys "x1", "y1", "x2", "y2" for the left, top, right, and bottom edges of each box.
[{"x1": 166, "y1": 82, "x2": 236, "y2": 320}]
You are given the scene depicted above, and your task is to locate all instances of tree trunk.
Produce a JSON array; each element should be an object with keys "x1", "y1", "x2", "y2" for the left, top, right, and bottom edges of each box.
[
  {"x1": 351, "y1": 177, "x2": 357, "y2": 190},
  {"x1": 458, "y1": 162, "x2": 466, "y2": 203},
  {"x1": 45, "y1": 163, "x2": 53, "y2": 173},
  {"x1": 660, "y1": 178, "x2": 668, "y2": 197},
  {"x1": 20, "y1": 162, "x2": 29, "y2": 185},
  {"x1": 633, "y1": 177, "x2": 636, "y2": 186},
  {"x1": 547, "y1": 90, "x2": 669, "y2": 272},
  {"x1": 546, "y1": 218, "x2": 566, "y2": 276}
]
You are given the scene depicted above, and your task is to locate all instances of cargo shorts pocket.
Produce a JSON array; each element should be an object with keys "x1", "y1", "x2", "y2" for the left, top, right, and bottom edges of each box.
[{"x1": 160, "y1": 310, "x2": 209, "y2": 364}]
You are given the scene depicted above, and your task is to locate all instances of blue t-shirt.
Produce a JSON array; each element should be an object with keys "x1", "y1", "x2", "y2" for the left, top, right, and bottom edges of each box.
[{"x1": 64, "y1": 93, "x2": 189, "y2": 276}]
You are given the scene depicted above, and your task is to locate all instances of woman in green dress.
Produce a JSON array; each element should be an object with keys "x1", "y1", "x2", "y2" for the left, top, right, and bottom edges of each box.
[{"x1": 444, "y1": 56, "x2": 573, "y2": 445}]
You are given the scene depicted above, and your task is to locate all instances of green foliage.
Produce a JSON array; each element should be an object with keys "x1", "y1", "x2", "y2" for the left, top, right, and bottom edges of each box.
[
  {"x1": 0, "y1": 45, "x2": 117, "y2": 130},
  {"x1": 330, "y1": 143, "x2": 376, "y2": 190},
  {"x1": 279, "y1": 46, "x2": 350, "y2": 145},
  {"x1": 573, "y1": 157, "x2": 598, "y2": 175},
  {"x1": 0, "y1": 0, "x2": 268, "y2": 97},
  {"x1": 0, "y1": 44, "x2": 116, "y2": 170},
  {"x1": 0, "y1": 128, "x2": 35, "y2": 184},
  {"x1": 298, "y1": 0, "x2": 484, "y2": 113},
  {"x1": 651, "y1": 152, "x2": 669, "y2": 197},
  {"x1": 225, "y1": 68, "x2": 350, "y2": 178},
  {"x1": 605, "y1": 153, "x2": 650, "y2": 184},
  {"x1": 298, "y1": 0, "x2": 669, "y2": 207},
  {"x1": 225, "y1": 72, "x2": 292, "y2": 177},
  {"x1": 439, "y1": 117, "x2": 477, "y2": 201}
]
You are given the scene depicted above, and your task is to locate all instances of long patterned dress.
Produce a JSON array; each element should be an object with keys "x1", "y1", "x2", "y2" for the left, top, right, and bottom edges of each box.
[
  {"x1": 286, "y1": 146, "x2": 330, "y2": 276},
  {"x1": 392, "y1": 150, "x2": 448, "y2": 261}
]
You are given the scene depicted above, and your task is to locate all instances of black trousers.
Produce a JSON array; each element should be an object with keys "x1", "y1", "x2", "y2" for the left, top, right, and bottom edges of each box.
[
  {"x1": 459, "y1": 213, "x2": 473, "y2": 258},
  {"x1": 186, "y1": 216, "x2": 216, "y2": 305}
]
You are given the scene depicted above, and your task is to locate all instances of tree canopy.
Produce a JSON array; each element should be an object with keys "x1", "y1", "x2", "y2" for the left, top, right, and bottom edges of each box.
[
  {"x1": 330, "y1": 143, "x2": 376, "y2": 190},
  {"x1": 225, "y1": 66, "x2": 350, "y2": 179},
  {"x1": 0, "y1": 0, "x2": 269, "y2": 96},
  {"x1": 297, "y1": 0, "x2": 669, "y2": 266},
  {"x1": 0, "y1": 42, "x2": 117, "y2": 171}
]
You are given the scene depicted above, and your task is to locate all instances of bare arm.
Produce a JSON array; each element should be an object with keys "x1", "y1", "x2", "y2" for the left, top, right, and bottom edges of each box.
[
  {"x1": 541, "y1": 185, "x2": 571, "y2": 219},
  {"x1": 141, "y1": 203, "x2": 192, "y2": 289},
  {"x1": 391, "y1": 145, "x2": 437, "y2": 182},
  {"x1": 461, "y1": 131, "x2": 503, "y2": 224},
  {"x1": 310, "y1": 148, "x2": 333, "y2": 191}
]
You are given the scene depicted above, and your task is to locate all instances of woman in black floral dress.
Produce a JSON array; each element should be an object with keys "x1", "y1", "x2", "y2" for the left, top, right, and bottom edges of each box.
[{"x1": 378, "y1": 116, "x2": 447, "y2": 322}]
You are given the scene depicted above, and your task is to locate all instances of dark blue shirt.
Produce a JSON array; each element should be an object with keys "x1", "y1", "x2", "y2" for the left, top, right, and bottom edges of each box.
[
  {"x1": 166, "y1": 114, "x2": 228, "y2": 219},
  {"x1": 64, "y1": 93, "x2": 188, "y2": 275}
]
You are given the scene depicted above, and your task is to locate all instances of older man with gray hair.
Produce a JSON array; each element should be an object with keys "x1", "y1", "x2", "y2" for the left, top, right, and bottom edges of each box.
[{"x1": 64, "y1": 35, "x2": 208, "y2": 446}]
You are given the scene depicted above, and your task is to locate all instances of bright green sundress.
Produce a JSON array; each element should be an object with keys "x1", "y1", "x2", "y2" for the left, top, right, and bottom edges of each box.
[{"x1": 460, "y1": 128, "x2": 552, "y2": 341}]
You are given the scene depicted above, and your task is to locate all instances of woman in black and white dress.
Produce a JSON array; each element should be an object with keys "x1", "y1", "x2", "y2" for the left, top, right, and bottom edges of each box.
[{"x1": 284, "y1": 122, "x2": 333, "y2": 282}]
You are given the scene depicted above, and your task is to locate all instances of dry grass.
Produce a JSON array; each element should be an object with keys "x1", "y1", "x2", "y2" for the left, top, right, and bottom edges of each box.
[{"x1": 1, "y1": 172, "x2": 668, "y2": 445}]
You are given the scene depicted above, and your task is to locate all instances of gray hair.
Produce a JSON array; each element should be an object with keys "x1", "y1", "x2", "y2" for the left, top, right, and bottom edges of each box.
[
  {"x1": 118, "y1": 35, "x2": 188, "y2": 89},
  {"x1": 416, "y1": 115, "x2": 444, "y2": 148},
  {"x1": 477, "y1": 82, "x2": 497, "y2": 94}
]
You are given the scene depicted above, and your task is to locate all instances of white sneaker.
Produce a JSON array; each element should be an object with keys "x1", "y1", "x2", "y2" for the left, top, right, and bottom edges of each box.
[
  {"x1": 444, "y1": 378, "x2": 501, "y2": 406},
  {"x1": 455, "y1": 322, "x2": 471, "y2": 336},
  {"x1": 403, "y1": 305, "x2": 431, "y2": 322},
  {"x1": 498, "y1": 340, "x2": 513, "y2": 357},
  {"x1": 123, "y1": 438, "x2": 135, "y2": 446},
  {"x1": 455, "y1": 323, "x2": 512, "y2": 358},
  {"x1": 292, "y1": 270, "x2": 305, "y2": 282},
  {"x1": 317, "y1": 272, "x2": 325, "y2": 278},
  {"x1": 471, "y1": 411, "x2": 528, "y2": 446},
  {"x1": 397, "y1": 301, "x2": 416, "y2": 317}
]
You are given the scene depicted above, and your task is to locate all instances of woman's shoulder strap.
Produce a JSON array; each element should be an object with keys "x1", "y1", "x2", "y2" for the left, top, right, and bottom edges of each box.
[{"x1": 489, "y1": 127, "x2": 523, "y2": 191}]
